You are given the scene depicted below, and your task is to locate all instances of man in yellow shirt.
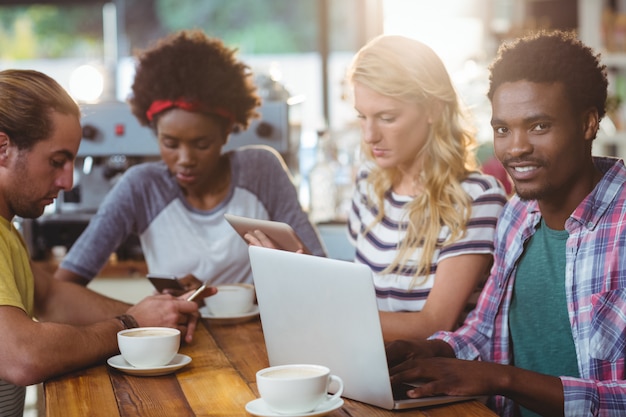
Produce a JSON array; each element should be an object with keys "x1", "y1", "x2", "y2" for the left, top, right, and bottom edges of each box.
[{"x1": 0, "y1": 69, "x2": 212, "y2": 417}]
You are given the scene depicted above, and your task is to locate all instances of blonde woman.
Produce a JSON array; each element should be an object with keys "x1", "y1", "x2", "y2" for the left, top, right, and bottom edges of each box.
[{"x1": 347, "y1": 35, "x2": 508, "y2": 342}]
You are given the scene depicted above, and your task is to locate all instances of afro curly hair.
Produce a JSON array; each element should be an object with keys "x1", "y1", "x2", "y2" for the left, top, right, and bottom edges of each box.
[
  {"x1": 128, "y1": 29, "x2": 260, "y2": 130},
  {"x1": 487, "y1": 30, "x2": 608, "y2": 121}
]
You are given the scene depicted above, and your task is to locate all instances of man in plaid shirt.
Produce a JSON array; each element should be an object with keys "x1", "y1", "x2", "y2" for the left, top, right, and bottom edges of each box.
[{"x1": 387, "y1": 30, "x2": 626, "y2": 417}]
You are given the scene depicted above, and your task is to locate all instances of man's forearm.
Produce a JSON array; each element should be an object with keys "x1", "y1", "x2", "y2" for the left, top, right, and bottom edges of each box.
[
  {"x1": 37, "y1": 279, "x2": 131, "y2": 325},
  {"x1": 498, "y1": 364, "x2": 564, "y2": 417}
]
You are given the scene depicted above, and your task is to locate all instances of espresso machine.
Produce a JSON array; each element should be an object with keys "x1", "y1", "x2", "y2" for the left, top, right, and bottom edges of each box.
[{"x1": 22, "y1": 89, "x2": 301, "y2": 260}]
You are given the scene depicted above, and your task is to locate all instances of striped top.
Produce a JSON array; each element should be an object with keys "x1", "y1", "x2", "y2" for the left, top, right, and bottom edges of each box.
[
  {"x1": 0, "y1": 381, "x2": 25, "y2": 417},
  {"x1": 433, "y1": 157, "x2": 626, "y2": 416},
  {"x1": 347, "y1": 163, "x2": 508, "y2": 312}
]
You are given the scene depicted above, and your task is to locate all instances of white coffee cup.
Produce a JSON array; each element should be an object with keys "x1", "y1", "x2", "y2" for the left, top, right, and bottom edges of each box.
[
  {"x1": 204, "y1": 283, "x2": 255, "y2": 317},
  {"x1": 256, "y1": 364, "x2": 343, "y2": 414},
  {"x1": 117, "y1": 327, "x2": 180, "y2": 368}
]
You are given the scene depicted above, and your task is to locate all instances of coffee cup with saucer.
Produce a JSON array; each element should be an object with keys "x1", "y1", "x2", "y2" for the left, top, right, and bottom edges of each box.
[
  {"x1": 204, "y1": 283, "x2": 255, "y2": 317},
  {"x1": 246, "y1": 364, "x2": 344, "y2": 416},
  {"x1": 117, "y1": 327, "x2": 180, "y2": 368},
  {"x1": 108, "y1": 327, "x2": 192, "y2": 376},
  {"x1": 245, "y1": 396, "x2": 343, "y2": 417}
]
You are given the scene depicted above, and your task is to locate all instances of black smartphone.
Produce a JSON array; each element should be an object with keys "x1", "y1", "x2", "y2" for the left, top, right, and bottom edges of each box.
[{"x1": 147, "y1": 273, "x2": 184, "y2": 292}]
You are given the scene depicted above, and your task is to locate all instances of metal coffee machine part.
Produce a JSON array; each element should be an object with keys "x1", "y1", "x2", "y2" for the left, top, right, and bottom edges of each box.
[{"x1": 22, "y1": 93, "x2": 300, "y2": 260}]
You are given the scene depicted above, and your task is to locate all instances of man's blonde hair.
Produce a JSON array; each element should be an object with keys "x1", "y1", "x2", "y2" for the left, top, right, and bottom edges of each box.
[{"x1": 0, "y1": 69, "x2": 79, "y2": 151}]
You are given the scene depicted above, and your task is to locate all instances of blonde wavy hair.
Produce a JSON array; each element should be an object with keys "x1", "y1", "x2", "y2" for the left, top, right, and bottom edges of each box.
[{"x1": 347, "y1": 35, "x2": 478, "y2": 286}]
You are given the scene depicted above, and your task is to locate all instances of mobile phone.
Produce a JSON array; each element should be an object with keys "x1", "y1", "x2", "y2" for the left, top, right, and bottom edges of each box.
[
  {"x1": 147, "y1": 274, "x2": 184, "y2": 292},
  {"x1": 224, "y1": 213, "x2": 308, "y2": 253},
  {"x1": 186, "y1": 283, "x2": 207, "y2": 302}
]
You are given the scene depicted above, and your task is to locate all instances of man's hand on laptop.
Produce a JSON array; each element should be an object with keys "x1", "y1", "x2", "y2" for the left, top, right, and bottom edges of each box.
[
  {"x1": 387, "y1": 338, "x2": 508, "y2": 399},
  {"x1": 387, "y1": 338, "x2": 565, "y2": 414},
  {"x1": 386, "y1": 339, "x2": 455, "y2": 366},
  {"x1": 386, "y1": 338, "x2": 479, "y2": 398}
]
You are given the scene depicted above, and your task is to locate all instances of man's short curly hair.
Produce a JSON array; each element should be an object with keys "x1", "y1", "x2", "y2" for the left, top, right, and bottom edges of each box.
[
  {"x1": 487, "y1": 30, "x2": 608, "y2": 120},
  {"x1": 128, "y1": 29, "x2": 260, "y2": 130}
]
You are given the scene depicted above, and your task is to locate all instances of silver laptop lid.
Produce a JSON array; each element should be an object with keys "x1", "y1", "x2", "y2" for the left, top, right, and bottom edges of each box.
[{"x1": 249, "y1": 246, "x2": 396, "y2": 409}]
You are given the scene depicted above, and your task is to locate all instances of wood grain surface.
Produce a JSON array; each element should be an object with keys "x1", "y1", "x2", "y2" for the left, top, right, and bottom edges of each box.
[{"x1": 44, "y1": 317, "x2": 498, "y2": 417}]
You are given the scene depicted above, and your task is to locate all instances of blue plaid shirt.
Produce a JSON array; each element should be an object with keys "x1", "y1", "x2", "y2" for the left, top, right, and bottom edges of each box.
[{"x1": 432, "y1": 157, "x2": 626, "y2": 416}]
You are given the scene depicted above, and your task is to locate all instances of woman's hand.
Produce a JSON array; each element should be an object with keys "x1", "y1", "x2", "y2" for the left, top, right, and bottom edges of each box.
[{"x1": 245, "y1": 230, "x2": 305, "y2": 253}]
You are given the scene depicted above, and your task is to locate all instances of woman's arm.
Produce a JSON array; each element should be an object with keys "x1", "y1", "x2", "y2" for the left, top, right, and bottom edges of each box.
[
  {"x1": 380, "y1": 253, "x2": 492, "y2": 342},
  {"x1": 53, "y1": 267, "x2": 90, "y2": 285}
]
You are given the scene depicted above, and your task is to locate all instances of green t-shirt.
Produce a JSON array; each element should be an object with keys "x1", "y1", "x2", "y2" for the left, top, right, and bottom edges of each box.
[{"x1": 509, "y1": 219, "x2": 580, "y2": 417}]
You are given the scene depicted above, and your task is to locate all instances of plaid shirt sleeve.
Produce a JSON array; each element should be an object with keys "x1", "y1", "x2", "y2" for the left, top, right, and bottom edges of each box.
[{"x1": 559, "y1": 158, "x2": 626, "y2": 416}]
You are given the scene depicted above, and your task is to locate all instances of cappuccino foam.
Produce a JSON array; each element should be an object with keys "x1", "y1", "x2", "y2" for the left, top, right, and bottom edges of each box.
[
  {"x1": 262, "y1": 367, "x2": 326, "y2": 379},
  {"x1": 123, "y1": 329, "x2": 176, "y2": 337}
]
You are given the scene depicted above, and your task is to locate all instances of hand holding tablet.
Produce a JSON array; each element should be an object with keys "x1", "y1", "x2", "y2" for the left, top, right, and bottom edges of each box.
[{"x1": 224, "y1": 213, "x2": 309, "y2": 254}]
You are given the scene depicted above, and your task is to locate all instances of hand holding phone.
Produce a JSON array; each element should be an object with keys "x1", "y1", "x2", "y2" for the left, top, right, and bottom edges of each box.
[{"x1": 147, "y1": 274, "x2": 184, "y2": 293}]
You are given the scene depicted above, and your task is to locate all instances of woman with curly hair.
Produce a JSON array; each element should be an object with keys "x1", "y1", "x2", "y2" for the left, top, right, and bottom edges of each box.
[
  {"x1": 347, "y1": 35, "x2": 508, "y2": 342},
  {"x1": 54, "y1": 30, "x2": 325, "y2": 289}
]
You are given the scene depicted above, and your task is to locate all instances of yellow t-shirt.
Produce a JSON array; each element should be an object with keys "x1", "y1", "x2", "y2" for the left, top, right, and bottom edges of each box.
[{"x1": 0, "y1": 217, "x2": 34, "y2": 317}]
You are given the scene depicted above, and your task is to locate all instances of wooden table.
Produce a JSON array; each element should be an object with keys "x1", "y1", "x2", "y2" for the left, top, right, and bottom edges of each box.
[{"x1": 43, "y1": 317, "x2": 498, "y2": 417}]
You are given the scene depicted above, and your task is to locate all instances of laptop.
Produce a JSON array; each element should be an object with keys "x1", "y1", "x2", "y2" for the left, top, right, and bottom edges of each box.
[{"x1": 248, "y1": 245, "x2": 481, "y2": 410}]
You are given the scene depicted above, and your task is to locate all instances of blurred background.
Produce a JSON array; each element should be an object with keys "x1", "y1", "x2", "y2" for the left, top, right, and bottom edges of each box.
[{"x1": 0, "y1": 0, "x2": 619, "y2": 261}]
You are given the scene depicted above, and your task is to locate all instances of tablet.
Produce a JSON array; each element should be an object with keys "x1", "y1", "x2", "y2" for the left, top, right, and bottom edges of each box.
[{"x1": 224, "y1": 213, "x2": 308, "y2": 253}]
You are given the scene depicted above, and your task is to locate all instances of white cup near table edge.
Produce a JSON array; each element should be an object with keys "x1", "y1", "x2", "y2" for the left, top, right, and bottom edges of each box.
[
  {"x1": 204, "y1": 283, "x2": 255, "y2": 316},
  {"x1": 256, "y1": 364, "x2": 344, "y2": 414},
  {"x1": 117, "y1": 327, "x2": 180, "y2": 368}
]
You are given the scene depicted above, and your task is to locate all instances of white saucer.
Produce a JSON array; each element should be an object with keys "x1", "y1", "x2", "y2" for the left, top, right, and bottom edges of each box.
[
  {"x1": 245, "y1": 397, "x2": 343, "y2": 417},
  {"x1": 200, "y1": 305, "x2": 260, "y2": 325},
  {"x1": 107, "y1": 353, "x2": 192, "y2": 376}
]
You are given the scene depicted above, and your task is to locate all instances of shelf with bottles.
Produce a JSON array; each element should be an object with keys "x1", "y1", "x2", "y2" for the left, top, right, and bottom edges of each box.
[
  {"x1": 593, "y1": 4, "x2": 626, "y2": 153},
  {"x1": 595, "y1": 123, "x2": 626, "y2": 160},
  {"x1": 579, "y1": 1, "x2": 626, "y2": 66},
  {"x1": 600, "y1": 66, "x2": 626, "y2": 157},
  {"x1": 602, "y1": 52, "x2": 626, "y2": 68},
  {"x1": 307, "y1": 128, "x2": 360, "y2": 224},
  {"x1": 577, "y1": 1, "x2": 626, "y2": 159}
]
